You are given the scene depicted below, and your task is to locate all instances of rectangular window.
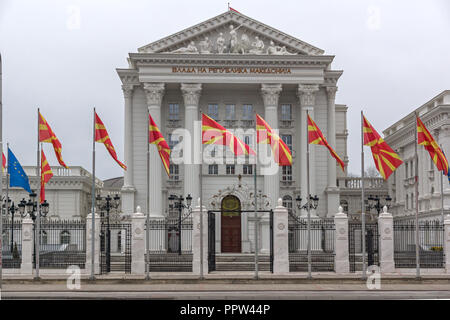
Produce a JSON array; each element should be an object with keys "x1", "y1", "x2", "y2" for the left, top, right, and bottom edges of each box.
[
  {"x1": 168, "y1": 133, "x2": 179, "y2": 149},
  {"x1": 282, "y1": 166, "x2": 292, "y2": 181},
  {"x1": 281, "y1": 104, "x2": 292, "y2": 120},
  {"x1": 243, "y1": 164, "x2": 253, "y2": 175},
  {"x1": 405, "y1": 194, "x2": 409, "y2": 210},
  {"x1": 405, "y1": 162, "x2": 409, "y2": 178},
  {"x1": 281, "y1": 134, "x2": 292, "y2": 152},
  {"x1": 169, "y1": 164, "x2": 179, "y2": 180},
  {"x1": 410, "y1": 161, "x2": 414, "y2": 177},
  {"x1": 244, "y1": 135, "x2": 253, "y2": 148},
  {"x1": 208, "y1": 104, "x2": 219, "y2": 120},
  {"x1": 242, "y1": 104, "x2": 253, "y2": 120},
  {"x1": 168, "y1": 103, "x2": 179, "y2": 120},
  {"x1": 226, "y1": 164, "x2": 235, "y2": 175},
  {"x1": 225, "y1": 104, "x2": 236, "y2": 120},
  {"x1": 208, "y1": 164, "x2": 218, "y2": 175}
]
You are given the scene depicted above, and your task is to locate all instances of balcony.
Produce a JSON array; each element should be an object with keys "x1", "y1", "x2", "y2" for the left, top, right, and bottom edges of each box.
[
  {"x1": 167, "y1": 179, "x2": 182, "y2": 188},
  {"x1": 337, "y1": 177, "x2": 387, "y2": 190},
  {"x1": 223, "y1": 120, "x2": 238, "y2": 128},
  {"x1": 279, "y1": 119, "x2": 294, "y2": 129},
  {"x1": 241, "y1": 120, "x2": 255, "y2": 128}
]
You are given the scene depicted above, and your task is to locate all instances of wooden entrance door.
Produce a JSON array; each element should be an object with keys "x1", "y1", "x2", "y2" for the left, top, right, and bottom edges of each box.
[{"x1": 221, "y1": 195, "x2": 241, "y2": 253}]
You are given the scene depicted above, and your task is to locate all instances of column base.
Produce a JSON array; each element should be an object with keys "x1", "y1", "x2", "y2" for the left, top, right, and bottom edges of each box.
[
  {"x1": 121, "y1": 186, "x2": 136, "y2": 215},
  {"x1": 335, "y1": 260, "x2": 350, "y2": 274},
  {"x1": 326, "y1": 186, "x2": 340, "y2": 218}
]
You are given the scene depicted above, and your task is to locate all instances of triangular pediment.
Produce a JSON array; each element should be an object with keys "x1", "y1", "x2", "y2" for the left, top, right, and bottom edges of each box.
[{"x1": 138, "y1": 11, "x2": 324, "y2": 56}]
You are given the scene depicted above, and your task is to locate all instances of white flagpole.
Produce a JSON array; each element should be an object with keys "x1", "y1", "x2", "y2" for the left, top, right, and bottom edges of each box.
[
  {"x1": 199, "y1": 113, "x2": 204, "y2": 280},
  {"x1": 35, "y1": 108, "x2": 41, "y2": 280},
  {"x1": 306, "y1": 110, "x2": 312, "y2": 280},
  {"x1": 361, "y1": 111, "x2": 367, "y2": 280},
  {"x1": 414, "y1": 112, "x2": 420, "y2": 279},
  {"x1": 90, "y1": 107, "x2": 96, "y2": 280},
  {"x1": 146, "y1": 111, "x2": 151, "y2": 280}
]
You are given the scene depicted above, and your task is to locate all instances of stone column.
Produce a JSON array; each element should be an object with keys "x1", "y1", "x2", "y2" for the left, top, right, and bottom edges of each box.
[
  {"x1": 273, "y1": 198, "x2": 289, "y2": 273},
  {"x1": 297, "y1": 84, "x2": 319, "y2": 217},
  {"x1": 326, "y1": 86, "x2": 340, "y2": 217},
  {"x1": 85, "y1": 211, "x2": 100, "y2": 275},
  {"x1": 334, "y1": 206, "x2": 349, "y2": 273},
  {"x1": 20, "y1": 217, "x2": 34, "y2": 275},
  {"x1": 121, "y1": 84, "x2": 136, "y2": 215},
  {"x1": 144, "y1": 83, "x2": 165, "y2": 217},
  {"x1": 261, "y1": 84, "x2": 282, "y2": 208},
  {"x1": 378, "y1": 206, "x2": 395, "y2": 273},
  {"x1": 181, "y1": 84, "x2": 202, "y2": 204},
  {"x1": 131, "y1": 206, "x2": 146, "y2": 274},
  {"x1": 444, "y1": 215, "x2": 450, "y2": 273},
  {"x1": 192, "y1": 200, "x2": 208, "y2": 275},
  {"x1": 260, "y1": 84, "x2": 282, "y2": 254}
]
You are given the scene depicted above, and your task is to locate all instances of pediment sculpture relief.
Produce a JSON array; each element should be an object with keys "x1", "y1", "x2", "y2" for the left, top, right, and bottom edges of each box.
[{"x1": 168, "y1": 24, "x2": 298, "y2": 55}]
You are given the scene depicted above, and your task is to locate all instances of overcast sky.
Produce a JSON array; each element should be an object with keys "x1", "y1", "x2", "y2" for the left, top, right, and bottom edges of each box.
[{"x1": 0, "y1": 0, "x2": 449, "y2": 180}]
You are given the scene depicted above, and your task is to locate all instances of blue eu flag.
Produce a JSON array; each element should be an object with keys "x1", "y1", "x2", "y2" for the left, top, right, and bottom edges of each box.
[{"x1": 8, "y1": 147, "x2": 32, "y2": 193}]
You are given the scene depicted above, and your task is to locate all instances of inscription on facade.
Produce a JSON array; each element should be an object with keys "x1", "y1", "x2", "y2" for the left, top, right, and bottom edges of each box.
[{"x1": 172, "y1": 66, "x2": 291, "y2": 74}]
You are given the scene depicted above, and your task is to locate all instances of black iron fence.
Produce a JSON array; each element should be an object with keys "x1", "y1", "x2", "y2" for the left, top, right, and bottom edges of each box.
[
  {"x1": 348, "y1": 222, "x2": 379, "y2": 272},
  {"x1": 145, "y1": 216, "x2": 193, "y2": 272},
  {"x1": 35, "y1": 219, "x2": 86, "y2": 269},
  {"x1": 394, "y1": 220, "x2": 444, "y2": 268},
  {"x1": 288, "y1": 214, "x2": 335, "y2": 272},
  {"x1": 1, "y1": 218, "x2": 22, "y2": 269}
]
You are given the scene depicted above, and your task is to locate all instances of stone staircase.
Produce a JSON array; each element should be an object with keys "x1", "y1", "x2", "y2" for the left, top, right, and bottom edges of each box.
[{"x1": 214, "y1": 253, "x2": 271, "y2": 271}]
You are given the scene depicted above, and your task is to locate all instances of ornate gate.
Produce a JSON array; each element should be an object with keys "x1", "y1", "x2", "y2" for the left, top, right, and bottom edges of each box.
[
  {"x1": 100, "y1": 218, "x2": 131, "y2": 274},
  {"x1": 348, "y1": 222, "x2": 379, "y2": 272},
  {"x1": 207, "y1": 209, "x2": 273, "y2": 273}
]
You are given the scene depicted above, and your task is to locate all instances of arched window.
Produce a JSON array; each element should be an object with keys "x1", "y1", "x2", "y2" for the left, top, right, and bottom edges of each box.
[
  {"x1": 60, "y1": 230, "x2": 70, "y2": 245},
  {"x1": 282, "y1": 195, "x2": 293, "y2": 211}
]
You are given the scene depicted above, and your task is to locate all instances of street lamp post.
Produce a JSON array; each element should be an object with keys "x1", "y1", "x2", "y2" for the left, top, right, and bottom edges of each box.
[
  {"x1": 96, "y1": 194, "x2": 120, "y2": 273},
  {"x1": 295, "y1": 194, "x2": 319, "y2": 279},
  {"x1": 2, "y1": 197, "x2": 21, "y2": 252},
  {"x1": 168, "y1": 194, "x2": 192, "y2": 255},
  {"x1": 18, "y1": 191, "x2": 49, "y2": 278}
]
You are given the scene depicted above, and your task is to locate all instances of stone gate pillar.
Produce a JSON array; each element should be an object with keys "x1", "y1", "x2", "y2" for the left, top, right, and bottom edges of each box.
[
  {"x1": 192, "y1": 200, "x2": 208, "y2": 276},
  {"x1": 20, "y1": 217, "x2": 34, "y2": 275},
  {"x1": 273, "y1": 199, "x2": 289, "y2": 273},
  {"x1": 378, "y1": 206, "x2": 395, "y2": 273},
  {"x1": 444, "y1": 215, "x2": 450, "y2": 273},
  {"x1": 131, "y1": 206, "x2": 146, "y2": 274},
  {"x1": 334, "y1": 206, "x2": 349, "y2": 273},
  {"x1": 85, "y1": 211, "x2": 101, "y2": 275}
]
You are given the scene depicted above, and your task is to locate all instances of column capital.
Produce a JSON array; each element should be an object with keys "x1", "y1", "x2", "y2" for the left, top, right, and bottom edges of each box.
[
  {"x1": 297, "y1": 84, "x2": 319, "y2": 106},
  {"x1": 261, "y1": 84, "x2": 282, "y2": 107},
  {"x1": 144, "y1": 83, "x2": 165, "y2": 106},
  {"x1": 326, "y1": 86, "x2": 338, "y2": 101},
  {"x1": 181, "y1": 83, "x2": 202, "y2": 106},
  {"x1": 122, "y1": 84, "x2": 134, "y2": 99}
]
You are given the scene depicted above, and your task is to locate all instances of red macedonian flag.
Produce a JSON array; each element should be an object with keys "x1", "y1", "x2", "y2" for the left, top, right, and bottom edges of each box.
[
  {"x1": 363, "y1": 115, "x2": 403, "y2": 180},
  {"x1": 40, "y1": 149, "x2": 54, "y2": 203},
  {"x1": 2, "y1": 152, "x2": 5, "y2": 172},
  {"x1": 149, "y1": 114, "x2": 171, "y2": 176},
  {"x1": 417, "y1": 116, "x2": 448, "y2": 175},
  {"x1": 95, "y1": 112, "x2": 127, "y2": 170},
  {"x1": 308, "y1": 114, "x2": 345, "y2": 172},
  {"x1": 39, "y1": 112, "x2": 68, "y2": 168},
  {"x1": 202, "y1": 114, "x2": 255, "y2": 156},
  {"x1": 256, "y1": 113, "x2": 292, "y2": 166}
]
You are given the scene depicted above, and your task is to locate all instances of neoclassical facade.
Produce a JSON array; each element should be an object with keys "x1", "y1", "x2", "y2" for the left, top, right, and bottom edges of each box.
[
  {"x1": 383, "y1": 90, "x2": 450, "y2": 220},
  {"x1": 117, "y1": 11, "x2": 349, "y2": 253}
]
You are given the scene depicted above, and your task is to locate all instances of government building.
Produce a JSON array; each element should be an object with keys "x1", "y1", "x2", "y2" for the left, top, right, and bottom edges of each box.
[{"x1": 117, "y1": 10, "x2": 349, "y2": 254}]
